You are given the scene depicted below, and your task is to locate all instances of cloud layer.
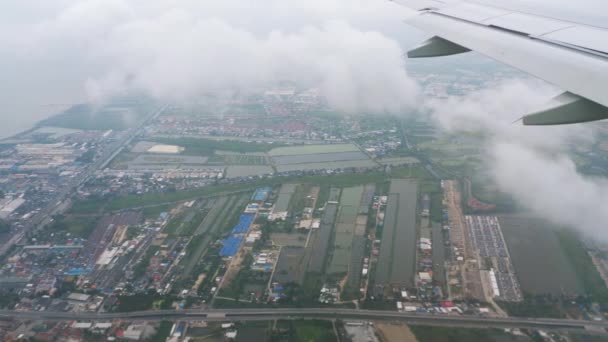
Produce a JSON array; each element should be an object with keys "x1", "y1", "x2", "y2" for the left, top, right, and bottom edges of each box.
[
  {"x1": 85, "y1": 19, "x2": 420, "y2": 113},
  {"x1": 428, "y1": 78, "x2": 607, "y2": 239},
  {"x1": 0, "y1": 0, "x2": 420, "y2": 138}
]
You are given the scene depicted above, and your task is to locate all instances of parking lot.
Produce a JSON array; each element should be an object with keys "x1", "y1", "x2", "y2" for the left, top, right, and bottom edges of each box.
[{"x1": 466, "y1": 215, "x2": 522, "y2": 302}]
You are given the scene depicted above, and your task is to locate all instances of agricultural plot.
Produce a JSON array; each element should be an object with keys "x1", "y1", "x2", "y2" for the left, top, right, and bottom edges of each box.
[
  {"x1": 221, "y1": 154, "x2": 269, "y2": 165},
  {"x1": 182, "y1": 194, "x2": 249, "y2": 276},
  {"x1": 359, "y1": 185, "x2": 376, "y2": 215},
  {"x1": 274, "y1": 183, "x2": 298, "y2": 213},
  {"x1": 148, "y1": 137, "x2": 276, "y2": 156},
  {"x1": 274, "y1": 320, "x2": 337, "y2": 342},
  {"x1": 268, "y1": 143, "x2": 360, "y2": 156},
  {"x1": 286, "y1": 184, "x2": 319, "y2": 215},
  {"x1": 272, "y1": 151, "x2": 369, "y2": 165},
  {"x1": 346, "y1": 236, "x2": 366, "y2": 291},
  {"x1": 268, "y1": 143, "x2": 377, "y2": 173},
  {"x1": 39, "y1": 103, "x2": 153, "y2": 130},
  {"x1": 32, "y1": 126, "x2": 83, "y2": 139},
  {"x1": 327, "y1": 186, "x2": 364, "y2": 275},
  {"x1": 225, "y1": 165, "x2": 273, "y2": 178},
  {"x1": 499, "y1": 215, "x2": 583, "y2": 295},
  {"x1": 275, "y1": 160, "x2": 377, "y2": 173},
  {"x1": 377, "y1": 156, "x2": 420, "y2": 166},
  {"x1": 215, "y1": 150, "x2": 268, "y2": 156},
  {"x1": 374, "y1": 179, "x2": 418, "y2": 295},
  {"x1": 163, "y1": 200, "x2": 209, "y2": 237},
  {"x1": 270, "y1": 232, "x2": 307, "y2": 247},
  {"x1": 307, "y1": 189, "x2": 341, "y2": 273},
  {"x1": 125, "y1": 154, "x2": 210, "y2": 170},
  {"x1": 346, "y1": 185, "x2": 375, "y2": 291},
  {"x1": 272, "y1": 246, "x2": 309, "y2": 285}
]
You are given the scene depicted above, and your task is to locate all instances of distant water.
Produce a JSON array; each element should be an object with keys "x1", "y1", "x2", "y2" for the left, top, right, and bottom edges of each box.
[{"x1": 0, "y1": 104, "x2": 71, "y2": 139}]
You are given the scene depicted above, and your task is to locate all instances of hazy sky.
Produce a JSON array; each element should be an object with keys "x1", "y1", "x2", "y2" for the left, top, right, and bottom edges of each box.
[
  {"x1": 0, "y1": 0, "x2": 604, "y2": 137},
  {"x1": 0, "y1": 0, "x2": 423, "y2": 138},
  {"x1": 1, "y1": 0, "x2": 607, "y2": 239}
]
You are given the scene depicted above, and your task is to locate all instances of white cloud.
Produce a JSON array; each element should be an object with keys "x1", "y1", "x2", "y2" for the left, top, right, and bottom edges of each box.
[
  {"x1": 490, "y1": 141, "x2": 608, "y2": 238},
  {"x1": 0, "y1": 0, "x2": 419, "y2": 137},
  {"x1": 427, "y1": 78, "x2": 606, "y2": 239},
  {"x1": 426, "y1": 79, "x2": 594, "y2": 149}
]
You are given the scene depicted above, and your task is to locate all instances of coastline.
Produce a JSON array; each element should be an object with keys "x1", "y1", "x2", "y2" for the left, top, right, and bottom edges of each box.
[{"x1": 0, "y1": 104, "x2": 74, "y2": 142}]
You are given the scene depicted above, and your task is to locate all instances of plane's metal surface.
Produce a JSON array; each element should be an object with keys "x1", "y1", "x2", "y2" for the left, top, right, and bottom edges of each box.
[
  {"x1": 523, "y1": 92, "x2": 608, "y2": 125},
  {"x1": 393, "y1": 0, "x2": 608, "y2": 124},
  {"x1": 407, "y1": 36, "x2": 470, "y2": 57}
]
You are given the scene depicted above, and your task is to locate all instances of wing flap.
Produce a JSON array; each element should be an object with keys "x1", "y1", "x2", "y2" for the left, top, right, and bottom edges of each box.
[
  {"x1": 542, "y1": 26, "x2": 608, "y2": 55},
  {"x1": 407, "y1": 36, "x2": 470, "y2": 58},
  {"x1": 437, "y1": 2, "x2": 509, "y2": 22},
  {"x1": 523, "y1": 93, "x2": 608, "y2": 125},
  {"x1": 483, "y1": 12, "x2": 572, "y2": 36}
]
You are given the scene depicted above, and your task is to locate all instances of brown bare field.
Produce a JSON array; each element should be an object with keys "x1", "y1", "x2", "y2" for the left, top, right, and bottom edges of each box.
[
  {"x1": 375, "y1": 323, "x2": 417, "y2": 342},
  {"x1": 219, "y1": 249, "x2": 248, "y2": 290}
]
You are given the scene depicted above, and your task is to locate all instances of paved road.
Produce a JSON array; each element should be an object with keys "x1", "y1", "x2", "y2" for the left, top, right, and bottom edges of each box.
[{"x1": 0, "y1": 308, "x2": 606, "y2": 333}]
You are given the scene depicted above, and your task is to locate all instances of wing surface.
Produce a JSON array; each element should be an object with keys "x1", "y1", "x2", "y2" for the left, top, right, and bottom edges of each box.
[{"x1": 393, "y1": 0, "x2": 608, "y2": 124}]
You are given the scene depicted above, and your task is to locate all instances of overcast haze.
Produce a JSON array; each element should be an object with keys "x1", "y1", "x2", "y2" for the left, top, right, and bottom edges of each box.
[
  {"x1": 0, "y1": 0, "x2": 422, "y2": 138},
  {"x1": 2, "y1": 0, "x2": 608, "y2": 239}
]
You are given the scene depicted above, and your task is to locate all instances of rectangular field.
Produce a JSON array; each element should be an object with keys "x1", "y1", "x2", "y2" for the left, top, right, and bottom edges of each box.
[
  {"x1": 274, "y1": 183, "x2": 298, "y2": 213},
  {"x1": 123, "y1": 154, "x2": 213, "y2": 170},
  {"x1": 272, "y1": 151, "x2": 368, "y2": 165},
  {"x1": 499, "y1": 215, "x2": 583, "y2": 295},
  {"x1": 307, "y1": 192, "x2": 340, "y2": 273},
  {"x1": 225, "y1": 165, "x2": 273, "y2": 178},
  {"x1": 272, "y1": 246, "x2": 308, "y2": 285},
  {"x1": 268, "y1": 143, "x2": 360, "y2": 156},
  {"x1": 327, "y1": 186, "x2": 364, "y2": 275},
  {"x1": 275, "y1": 160, "x2": 377, "y2": 173},
  {"x1": 270, "y1": 232, "x2": 307, "y2": 247},
  {"x1": 374, "y1": 179, "x2": 418, "y2": 293}
]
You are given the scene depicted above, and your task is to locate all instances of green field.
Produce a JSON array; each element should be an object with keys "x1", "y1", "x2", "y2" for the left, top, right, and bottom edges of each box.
[
  {"x1": 164, "y1": 210, "x2": 207, "y2": 237},
  {"x1": 327, "y1": 186, "x2": 364, "y2": 274},
  {"x1": 287, "y1": 184, "x2": 314, "y2": 213},
  {"x1": 48, "y1": 215, "x2": 99, "y2": 238},
  {"x1": 274, "y1": 320, "x2": 336, "y2": 342},
  {"x1": 410, "y1": 326, "x2": 525, "y2": 342},
  {"x1": 148, "y1": 321, "x2": 173, "y2": 342},
  {"x1": 70, "y1": 184, "x2": 256, "y2": 214},
  {"x1": 268, "y1": 143, "x2": 360, "y2": 156},
  {"x1": 149, "y1": 137, "x2": 277, "y2": 156},
  {"x1": 222, "y1": 154, "x2": 268, "y2": 165},
  {"x1": 141, "y1": 204, "x2": 174, "y2": 219},
  {"x1": 115, "y1": 293, "x2": 171, "y2": 312},
  {"x1": 39, "y1": 103, "x2": 152, "y2": 130},
  {"x1": 499, "y1": 216, "x2": 583, "y2": 296},
  {"x1": 556, "y1": 229, "x2": 608, "y2": 303},
  {"x1": 225, "y1": 165, "x2": 274, "y2": 178},
  {"x1": 496, "y1": 293, "x2": 565, "y2": 318}
]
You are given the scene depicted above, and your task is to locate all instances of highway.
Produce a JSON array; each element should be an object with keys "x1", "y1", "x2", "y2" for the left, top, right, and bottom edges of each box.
[{"x1": 1, "y1": 308, "x2": 606, "y2": 333}]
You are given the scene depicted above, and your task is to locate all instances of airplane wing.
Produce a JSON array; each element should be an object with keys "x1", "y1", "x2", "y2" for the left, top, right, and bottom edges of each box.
[{"x1": 392, "y1": 0, "x2": 608, "y2": 125}]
